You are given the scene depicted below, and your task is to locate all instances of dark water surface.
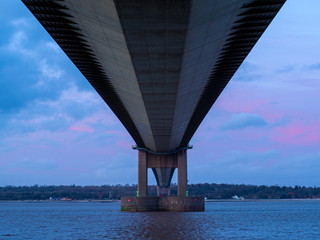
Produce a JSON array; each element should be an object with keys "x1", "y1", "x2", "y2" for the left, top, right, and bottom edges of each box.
[{"x1": 1, "y1": 200, "x2": 320, "y2": 239}]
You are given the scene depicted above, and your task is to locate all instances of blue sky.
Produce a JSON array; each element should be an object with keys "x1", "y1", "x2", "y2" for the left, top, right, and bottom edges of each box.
[{"x1": 1, "y1": 1, "x2": 320, "y2": 186}]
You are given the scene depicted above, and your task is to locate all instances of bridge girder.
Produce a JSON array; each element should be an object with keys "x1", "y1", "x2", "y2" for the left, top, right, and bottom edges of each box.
[{"x1": 22, "y1": 0, "x2": 285, "y2": 153}]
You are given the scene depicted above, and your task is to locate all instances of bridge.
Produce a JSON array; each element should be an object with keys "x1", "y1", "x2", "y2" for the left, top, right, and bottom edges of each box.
[{"x1": 23, "y1": 0, "x2": 285, "y2": 211}]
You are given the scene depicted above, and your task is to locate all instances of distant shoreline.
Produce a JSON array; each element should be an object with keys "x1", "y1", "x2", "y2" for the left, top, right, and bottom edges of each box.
[
  {"x1": 0, "y1": 200, "x2": 121, "y2": 203},
  {"x1": 206, "y1": 198, "x2": 320, "y2": 202},
  {"x1": 1, "y1": 198, "x2": 320, "y2": 203},
  {"x1": 2, "y1": 184, "x2": 320, "y2": 200}
]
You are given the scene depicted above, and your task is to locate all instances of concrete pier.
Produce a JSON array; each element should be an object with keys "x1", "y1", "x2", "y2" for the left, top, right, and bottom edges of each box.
[
  {"x1": 121, "y1": 196, "x2": 204, "y2": 212},
  {"x1": 122, "y1": 148, "x2": 205, "y2": 212},
  {"x1": 138, "y1": 150, "x2": 148, "y2": 197},
  {"x1": 137, "y1": 149, "x2": 178, "y2": 197},
  {"x1": 177, "y1": 150, "x2": 187, "y2": 196}
]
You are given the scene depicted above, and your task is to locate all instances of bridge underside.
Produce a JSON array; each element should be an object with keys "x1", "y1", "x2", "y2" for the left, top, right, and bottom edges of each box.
[
  {"x1": 22, "y1": 0, "x2": 285, "y2": 153},
  {"x1": 23, "y1": 0, "x2": 285, "y2": 211}
]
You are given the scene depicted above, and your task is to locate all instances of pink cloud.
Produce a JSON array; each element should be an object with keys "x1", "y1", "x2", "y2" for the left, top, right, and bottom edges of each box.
[
  {"x1": 272, "y1": 122, "x2": 320, "y2": 145},
  {"x1": 69, "y1": 126, "x2": 94, "y2": 133}
]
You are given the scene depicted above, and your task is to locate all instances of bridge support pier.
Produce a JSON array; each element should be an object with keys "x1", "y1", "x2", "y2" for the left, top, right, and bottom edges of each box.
[
  {"x1": 178, "y1": 149, "x2": 187, "y2": 197},
  {"x1": 138, "y1": 149, "x2": 176, "y2": 197},
  {"x1": 121, "y1": 147, "x2": 204, "y2": 211},
  {"x1": 138, "y1": 150, "x2": 148, "y2": 197}
]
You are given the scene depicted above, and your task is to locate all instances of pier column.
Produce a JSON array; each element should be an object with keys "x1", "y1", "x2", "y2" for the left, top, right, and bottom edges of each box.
[
  {"x1": 177, "y1": 149, "x2": 187, "y2": 196},
  {"x1": 138, "y1": 150, "x2": 148, "y2": 196}
]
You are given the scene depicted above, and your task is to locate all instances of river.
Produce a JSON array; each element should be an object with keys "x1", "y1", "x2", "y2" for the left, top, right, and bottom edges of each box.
[{"x1": 1, "y1": 200, "x2": 320, "y2": 239}]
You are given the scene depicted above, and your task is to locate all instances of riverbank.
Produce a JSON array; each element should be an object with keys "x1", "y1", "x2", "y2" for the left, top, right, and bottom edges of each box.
[
  {"x1": 206, "y1": 198, "x2": 320, "y2": 202},
  {"x1": 0, "y1": 199, "x2": 121, "y2": 203},
  {"x1": 2, "y1": 184, "x2": 320, "y2": 200},
  {"x1": 1, "y1": 198, "x2": 320, "y2": 203}
]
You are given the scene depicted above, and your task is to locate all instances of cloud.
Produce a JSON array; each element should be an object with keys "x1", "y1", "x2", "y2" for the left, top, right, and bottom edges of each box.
[
  {"x1": 45, "y1": 41, "x2": 61, "y2": 53},
  {"x1": 276, "y1": 65, "x2": 295, "y2": 73},
  {"x1": 11, "y1": 18, "x2": 31, "y2": 28},
  {"x1": 232, "y1": 61, "x2": 262, "y2": 82},
  {"x1": 8, "y1": 30, "x2": 34, "y2": 58},
  {"x1": 271, "y1": 122, "x2": 320, "y2": 145},
  {"x1": 221, "y1": 113, "x2": 267, "y2": 130},
  {"x1": 272, "y1": 118, "x2": 290, "y2": 127},
  {"x1": 304, "y1": 63, "x2": 320, "y2": 71},
  {"x1": 0, "y1": 5, "x2": 137, "y2": 186},
  {"x1": 0, "y1": 85, "x2": 113, "y2": 136},
  {"x1": 0, "y1": 22, "x2": 69, "y2": 113},
  {"x1": 70, "y1": 125, "x2": 94, "y2": 133},
  {"x1": 0, "y1": 18, "x2": 111, "y2": 132},
  {"x1": 39, "y1": 59, "x2": 63, "y2": 79}
]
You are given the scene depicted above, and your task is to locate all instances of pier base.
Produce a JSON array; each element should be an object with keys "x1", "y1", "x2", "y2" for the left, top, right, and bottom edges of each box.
[{"x1": 121, "y1": 196, "x2": 205, "y2": 212}]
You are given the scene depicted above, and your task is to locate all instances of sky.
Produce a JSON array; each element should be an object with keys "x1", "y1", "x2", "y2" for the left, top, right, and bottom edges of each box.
[{"x1": 1, "y1": 1, "x2": 320, "y2": 187}]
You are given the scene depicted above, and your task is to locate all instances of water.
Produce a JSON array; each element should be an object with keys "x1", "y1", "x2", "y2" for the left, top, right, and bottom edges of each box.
[{"x1": 0, "y1": 200, "x2": 320, "y2": 239}]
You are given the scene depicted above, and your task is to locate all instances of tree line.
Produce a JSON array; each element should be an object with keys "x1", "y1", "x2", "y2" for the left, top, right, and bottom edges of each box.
[{"x1": 1, "y1": 183, "x2": 320, "y2": 200}]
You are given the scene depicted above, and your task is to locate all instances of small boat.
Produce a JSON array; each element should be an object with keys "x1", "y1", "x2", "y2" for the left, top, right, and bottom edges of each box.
[{"x1": 61, "y1": 197, "x2": 72, "y2": 201}]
